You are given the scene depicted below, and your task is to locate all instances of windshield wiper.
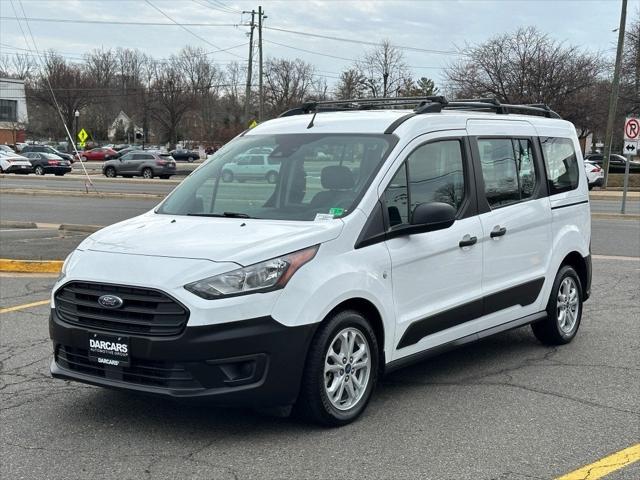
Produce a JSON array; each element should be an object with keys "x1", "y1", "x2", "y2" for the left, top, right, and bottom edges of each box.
[{"x1": 187, "y1": 212, "x2": 255, "y2": 219}]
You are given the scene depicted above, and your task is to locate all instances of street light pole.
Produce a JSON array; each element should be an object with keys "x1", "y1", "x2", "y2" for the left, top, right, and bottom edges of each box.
[{"x1": 74, "y1": 110, "x2": 80, "y2": 151}]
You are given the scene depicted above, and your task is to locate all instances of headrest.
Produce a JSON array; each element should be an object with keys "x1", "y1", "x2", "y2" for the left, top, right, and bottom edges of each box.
[{"x1": 321, "y1": 165, "x2": 355, "y2": 190}]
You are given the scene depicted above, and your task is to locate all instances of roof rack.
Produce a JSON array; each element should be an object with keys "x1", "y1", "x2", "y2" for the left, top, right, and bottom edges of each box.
[{"x1": 279, "y1": 96, "x2": 561, "y2": 120}]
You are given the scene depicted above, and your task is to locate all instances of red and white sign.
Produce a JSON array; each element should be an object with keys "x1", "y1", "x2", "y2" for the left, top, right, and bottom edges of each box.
[{"x1": 624, "y1": 117, "x2": 640, "y2": 141}]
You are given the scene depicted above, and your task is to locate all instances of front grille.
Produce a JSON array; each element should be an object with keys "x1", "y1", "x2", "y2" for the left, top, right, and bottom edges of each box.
[
  {"x1": 56, "y1": 346, "x2": 202, "y2": 390},
  {"x1": 55, "y1": 281, "x2": 189, "y2": 336}
]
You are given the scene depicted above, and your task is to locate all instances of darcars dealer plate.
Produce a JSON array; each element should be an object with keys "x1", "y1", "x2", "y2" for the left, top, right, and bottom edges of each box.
[{"x1": 88, "y1": 333, "x2": 130, "y2": 367}]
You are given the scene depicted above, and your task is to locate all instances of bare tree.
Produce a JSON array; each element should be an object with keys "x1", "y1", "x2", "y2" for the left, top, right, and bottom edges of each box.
[
  {"x1": 0, "y1": 53, "x2": 36, "y2": 80},
  {"x1": 357, "y1": 40, "x2": 410, "y2": 97},
  {"x1": 621, "y1": 9, "x2": 639, "y2": 113},
  {"x1": 263, "y1": 58, "x2": 315, "y2": 115},
  {"x1": 335, "y1": 68, "x2": 366, "y2": 99}
]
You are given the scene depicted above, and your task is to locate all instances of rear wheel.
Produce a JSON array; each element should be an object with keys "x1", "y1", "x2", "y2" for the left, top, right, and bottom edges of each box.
[
  {"x1": 104, "y1": 167, "x2": 116, "y2": 178},
  {"x1": 266, "y1": 171, "x2": 278, "y2": 184},
  {"x1": 532, "y1": 265, "x2": 583, "y2": 345},
  {"x1": 297, "y1": 310, "x2": 378, "y2": 427},
  {"x1": 34, "y1": 165, "x2": 45, "y2": 176},
  {"x1": 187, "y1": 156, "x2": 195, "y2": 163},
  {"x1": 142, "y1": 167, "x2": 153, "y2": 179}
]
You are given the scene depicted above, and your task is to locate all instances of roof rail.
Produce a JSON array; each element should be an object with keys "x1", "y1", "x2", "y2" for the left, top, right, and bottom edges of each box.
[{"x1": 279, "y1": 96, "x2": 562, "y2": 124}]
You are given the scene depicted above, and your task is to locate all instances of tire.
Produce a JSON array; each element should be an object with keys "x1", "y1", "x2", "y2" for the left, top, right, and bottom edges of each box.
[
  {"x1": 266, "y1": 171, "x2": 278, "y2": 184},
  {"x1": 34, "y1": 165, "x2": 45, "y2": 176},
  {"x1": 296, "y1": 310, "x2": 379, "y2": 427},
  {"x1": 104, "y1": 167, "x2": 116, "y2": 178},
  {"x1": 531, "y1": 265, "x2": 583, "y2": 345},
  {"x1": 187, "y1": 156, "x2": 194, "y2": 163},
  {"x1": 142, "y1": 167, "x2": 153, "y2": 179},
  {"x1": 222, "y1": 170, "x2": 233, "y2": 182}
]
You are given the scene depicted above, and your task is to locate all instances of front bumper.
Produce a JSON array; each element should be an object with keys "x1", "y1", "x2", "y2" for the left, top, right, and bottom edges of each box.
[
  {"x1": 50, "y1": 309, "x2": 317, "y2": 407},
  {"x1": 590, "y1": 177, "x2": 604, "y2": 187}
]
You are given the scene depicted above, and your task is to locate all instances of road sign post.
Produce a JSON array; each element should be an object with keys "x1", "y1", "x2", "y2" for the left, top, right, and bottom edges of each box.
[{"x1": 621, "y1": 117, "x2": 639, "y2": 214}]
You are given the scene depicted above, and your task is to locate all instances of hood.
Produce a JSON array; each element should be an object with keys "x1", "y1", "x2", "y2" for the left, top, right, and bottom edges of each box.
[{"x1": 82, "y1": 212, "x2": 343, "y2": 266}]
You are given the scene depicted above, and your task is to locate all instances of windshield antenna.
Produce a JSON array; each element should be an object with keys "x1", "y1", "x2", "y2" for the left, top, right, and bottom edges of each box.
[{"x1": 307, "y1": 110, "x2": 318, "y2": 129}]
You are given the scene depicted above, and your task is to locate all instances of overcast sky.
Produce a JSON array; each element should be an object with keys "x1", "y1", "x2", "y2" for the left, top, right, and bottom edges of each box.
[{"x1": 1, "y1": 0, "x2": 638, "y2": 88}]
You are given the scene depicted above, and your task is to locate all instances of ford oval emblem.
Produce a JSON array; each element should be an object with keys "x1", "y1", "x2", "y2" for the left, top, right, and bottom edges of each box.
[{"x1": 98, "y1": 294, "x2": 124, "y2": 309}]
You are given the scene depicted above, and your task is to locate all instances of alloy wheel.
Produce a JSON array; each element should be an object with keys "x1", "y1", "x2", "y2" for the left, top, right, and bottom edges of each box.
[{"x1": 557, "y1": 277, "x2": 579, "y2": 334}]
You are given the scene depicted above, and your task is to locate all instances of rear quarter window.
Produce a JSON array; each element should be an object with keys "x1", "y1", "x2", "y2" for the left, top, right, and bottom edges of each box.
[{"x1": 540, "y1": 137, "x2": 579, "y2": 194}]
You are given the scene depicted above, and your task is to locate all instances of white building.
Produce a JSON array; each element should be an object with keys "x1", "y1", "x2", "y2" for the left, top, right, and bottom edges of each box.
[
  {"x1": 108, "y1": 110, "x2": 143, "y2": 142},
  {"x1": 0, "y1": 78, "x2": 28, "y2": 145}
]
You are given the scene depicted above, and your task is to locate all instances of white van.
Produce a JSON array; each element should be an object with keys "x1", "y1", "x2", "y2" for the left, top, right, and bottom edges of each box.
[{"x1": 50, "y1": 97, "x2": 591, "y2": 426}]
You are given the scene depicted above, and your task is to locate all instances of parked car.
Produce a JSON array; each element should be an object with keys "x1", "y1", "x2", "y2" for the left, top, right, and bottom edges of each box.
[
  {"x1": 584, "y1": 153, "x2": 640, "y2": 174},
  {"x1": 77, "y1": 147, "x2": 119, "y2": 161},
  {"x1": 0, "y1": 150, "x2": 32, "y2": 174},
  {"x1": 0, "y1": 144, "x2": 16, "y2": 153},
  {"x1": 584, "y1": 161, "x2": 604, "y2": 189},
  {"x1": 102, "y1": 151, "x2": 176, "y2": 179},
  {"x1": 222, "y1": 153, "x2": 280, "y2": 183},
  {"x1": 22, "y1": 152, "x2": 72, "y2": 175},
  {"x1": 20, "y1": 144, "x2": 75, "y2": 163},
  {"x1": 49, "y1": 98, "x2": 591, "y2": 426},
  {"x1": 170, "y1": 149, "x2": 200, "y2": 162},
  {"x1": 114, "y1": 145, "x2": 143, "y2": 158}
]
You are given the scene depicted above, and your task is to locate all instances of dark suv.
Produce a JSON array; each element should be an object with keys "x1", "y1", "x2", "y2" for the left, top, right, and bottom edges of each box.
[
  {"x1": 20, "y1": 145, "x2": 74, "y2": 163},
  {"x1": 102, "y1": 151, "x2": 177, "y2": 179}
]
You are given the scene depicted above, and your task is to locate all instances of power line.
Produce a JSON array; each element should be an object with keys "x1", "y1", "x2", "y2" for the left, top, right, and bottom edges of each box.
[
  {"x1": 0, "y1": 15, "x2": 239, "y2": 26},
  {"x1": 143, "y1": 0, "x2": 244, "y2": 59},
  {"x1": 263, "y1": 26, "x2": 462, "y2": 56}
]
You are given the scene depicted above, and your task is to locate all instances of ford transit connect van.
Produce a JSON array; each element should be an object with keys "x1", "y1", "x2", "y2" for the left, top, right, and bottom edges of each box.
[{"x1": 50, "y1": 97, "x2": 591, "y2": 426}]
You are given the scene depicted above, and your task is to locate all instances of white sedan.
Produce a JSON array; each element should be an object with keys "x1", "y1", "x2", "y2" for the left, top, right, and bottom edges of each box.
[
  {"x1": 584, "y1": 161, "x2": 604, "y2": 190},
  {"x1": 0, "y1": 150, "x2": 33, "y2": 174}
]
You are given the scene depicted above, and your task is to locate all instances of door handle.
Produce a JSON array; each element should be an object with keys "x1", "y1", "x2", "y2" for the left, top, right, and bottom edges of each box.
[
  {"x1": 490, "y1": 226, "x2": 507, "y2": 238},
  {"x1": 459, "y1": 235, "x2": 477, "y2": 248}
]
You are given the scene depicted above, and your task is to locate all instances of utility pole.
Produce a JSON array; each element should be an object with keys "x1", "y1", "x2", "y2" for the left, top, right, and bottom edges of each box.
[
  {"x1": 602, "y1": 0, "x2": 627, "y2": 188},
  {"x1": 243, "y1": 10, "x2": 256, "y2": 126},
  {"x1": 258, "y1": 6, "x2": 265, "y2": 122}
]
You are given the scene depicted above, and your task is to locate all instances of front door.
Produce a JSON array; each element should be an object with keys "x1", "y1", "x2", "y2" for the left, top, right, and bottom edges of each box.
[{"x1": 381, "y1": 133, "x2": 484, "y2": 360}]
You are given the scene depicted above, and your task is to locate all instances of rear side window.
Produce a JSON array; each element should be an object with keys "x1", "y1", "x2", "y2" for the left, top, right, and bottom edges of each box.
[
  {"x1": 477, "y1": 138, "x2": 537, "y2": 209},
  {"x1": 540, "y1": 137, "x2": 579, "y2": 194}
]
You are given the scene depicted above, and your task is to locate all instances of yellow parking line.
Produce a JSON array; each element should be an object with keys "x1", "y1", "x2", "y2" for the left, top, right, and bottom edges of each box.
[
  {"x1": 0, "y1": 259, "x2": 63, "y2": 273},
  {"x1": 555, "y1": 443, "x2": 640, "y2": 480},
  {"x1": 0, "y1": 299, "x2": 50, "y2": 314}
]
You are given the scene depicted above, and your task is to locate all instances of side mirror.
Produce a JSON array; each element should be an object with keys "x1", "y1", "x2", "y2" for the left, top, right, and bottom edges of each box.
[{"x1": 410, "y1": 202, "x2": 457, "y2": 233}]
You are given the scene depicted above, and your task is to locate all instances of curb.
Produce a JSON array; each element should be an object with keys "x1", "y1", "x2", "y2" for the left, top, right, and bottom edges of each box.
[
  {"x1": 0, "y1": 221, "x2": 37, "y2": 229},
  {"x1": 59, "y1": 223, "x2": 103, "y2": 233},
  {"x1": 591, "y1": 212, "x2": 640, "y2": 220},
  {"x1": 0, "y1": 259, "x2": 63, "y2": 273},
  {"x1": 1, "y1": 188, "x2": 164, "y2": 200}
]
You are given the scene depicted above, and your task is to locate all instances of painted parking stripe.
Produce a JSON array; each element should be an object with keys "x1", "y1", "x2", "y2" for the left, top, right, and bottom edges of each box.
[
  {"x1": 0, "y1": 299, "x2": 50, "y2": 314},
  {"x1": 555, "y1": 443, "x2": 640, "y2": 480},
  {"x1": 592, "y1": 254, "x2": 640, "y2": 262}
]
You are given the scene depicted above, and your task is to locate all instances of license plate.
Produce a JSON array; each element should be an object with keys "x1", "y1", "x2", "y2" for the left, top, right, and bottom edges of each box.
[
  {"x1": 20, "y1": 165, "x2": 26, "y2": 169},
  {"x1": 88, "y1": 333, "x2": 130, "y2": 367}
]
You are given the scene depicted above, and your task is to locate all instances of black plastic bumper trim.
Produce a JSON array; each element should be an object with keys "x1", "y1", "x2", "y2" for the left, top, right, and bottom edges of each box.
[{"x1": 50, "y1": 310, "x2": 317, "y2": 407}]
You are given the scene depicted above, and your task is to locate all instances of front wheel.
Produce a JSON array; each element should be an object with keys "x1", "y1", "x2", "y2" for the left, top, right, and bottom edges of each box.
[
  {"x1": 532, "y1": 265, "x2": 583, "y2": 345},
  {"x1": 142, "y1": 167, "x2": 153, "y2": 179},
  {"x1": 104, "y1": 167, "x2": 116, "y2": 178},
  {"x1": 297, "y1": 310, "x2": 378, "y2": 427},
  {"x1": 266, "y1": 171, "x2": 278, "y2": 184}
]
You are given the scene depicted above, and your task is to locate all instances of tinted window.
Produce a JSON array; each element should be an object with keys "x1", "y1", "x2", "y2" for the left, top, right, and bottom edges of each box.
[
  {"x1": 540, "y1": 137, "x2": 579, "y2": 194},
  {"x1": 407, "y1": 140, "x2": 465, "y2": 212},
  {"x1": 0, "y1": 99, "x2": 17, "y2": 122},
  {"x1": 121, "y1": 153, "x2": 133, "y2": 161},
  {"x1": 478, "y1": 138, "x2": 537, "y2": 208}
]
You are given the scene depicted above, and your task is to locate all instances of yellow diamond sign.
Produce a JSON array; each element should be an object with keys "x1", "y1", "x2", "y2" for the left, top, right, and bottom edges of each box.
[
  {"x1": 248, "y1": 120, "x2": 258, "y2": 129},
  {"x1": 77, "y1": 128, "x2": 88, "y2": 144}
]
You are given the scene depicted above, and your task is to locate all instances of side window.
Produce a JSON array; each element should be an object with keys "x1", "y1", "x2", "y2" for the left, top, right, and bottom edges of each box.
[
  {"x1": 383, "y1": 163, "x2": 409, "y2": 228},
  {"x1": 407, "y1": 140, "x2": 465, "y2": 212},
  {"x1": 478, "y1": 138, "x2": 538, "y2": 208},
  {"x1": 540, "y1": 137, "x2": 579, "y2": 194}
]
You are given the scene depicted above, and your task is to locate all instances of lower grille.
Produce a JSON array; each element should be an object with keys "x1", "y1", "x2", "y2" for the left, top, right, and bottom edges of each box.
[
  {"x1": 54, "y1": 281, "x2": 189, "y2": 336},
  {"x1": 55, "y1": 346, "x2": 202, "y2": 390}
]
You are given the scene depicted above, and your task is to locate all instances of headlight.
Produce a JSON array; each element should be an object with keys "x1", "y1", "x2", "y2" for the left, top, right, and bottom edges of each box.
[{"x1": 184, "y1": 245, "x2": 319, "y2": 299}]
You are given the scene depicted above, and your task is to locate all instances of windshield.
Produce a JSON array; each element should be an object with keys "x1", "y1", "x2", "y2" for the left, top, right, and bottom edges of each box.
[{"x1": 158, "y1": 133, "x2": 395, "y2": 221}]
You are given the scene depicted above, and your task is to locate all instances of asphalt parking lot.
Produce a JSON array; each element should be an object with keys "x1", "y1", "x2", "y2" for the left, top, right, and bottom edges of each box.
[{"x1": 1, "y1": 256, "x2": 639, "y2": 480}]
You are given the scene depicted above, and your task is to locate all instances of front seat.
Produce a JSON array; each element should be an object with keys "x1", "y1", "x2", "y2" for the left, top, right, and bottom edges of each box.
[{"x1": 310, "y1": 165, "x2": 355, "y2": 209}]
